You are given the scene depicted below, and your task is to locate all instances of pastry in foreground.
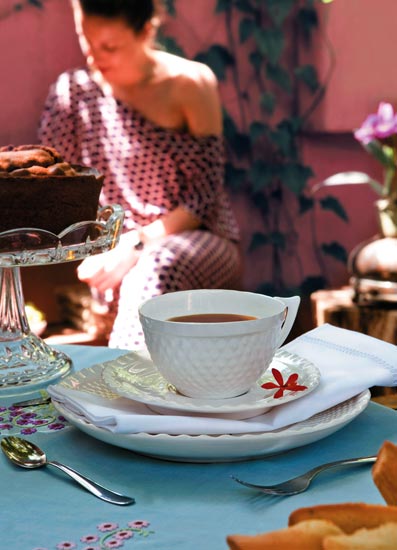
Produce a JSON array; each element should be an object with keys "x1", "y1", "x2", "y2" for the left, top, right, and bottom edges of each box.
[
  {"x1": 289, "y1": 502, "x2": 397, "y2": 534},
  {"x1": 227, "y1": 519, "x2": 343, "y2": 550},
  {"x1": 372, "y1": 440, "x2": 397, "y2": 506},
  {"x1": 323, "y1": 522, "x2": 397, "y2": 549}
]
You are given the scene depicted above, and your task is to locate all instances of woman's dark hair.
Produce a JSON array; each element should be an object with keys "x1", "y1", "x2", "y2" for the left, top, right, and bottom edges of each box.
[{"x1": 77, "y1": 0, "x2": 162, "y2": 33}]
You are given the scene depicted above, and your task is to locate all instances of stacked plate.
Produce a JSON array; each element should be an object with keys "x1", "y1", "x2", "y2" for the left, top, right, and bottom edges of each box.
[{"x1": 52, "y1": 350, "x2": 370, "y2": 463}]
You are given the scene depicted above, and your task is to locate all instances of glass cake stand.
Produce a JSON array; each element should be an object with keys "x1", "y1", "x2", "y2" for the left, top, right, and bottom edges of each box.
[{"x1": 0, "y1": 205, "x2": 124, "y2": 397}]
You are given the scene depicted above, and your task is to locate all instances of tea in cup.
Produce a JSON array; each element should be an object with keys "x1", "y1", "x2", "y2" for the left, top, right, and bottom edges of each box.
[{"x1": 138, "y1": 289, "x2": 300, "y2": 399}]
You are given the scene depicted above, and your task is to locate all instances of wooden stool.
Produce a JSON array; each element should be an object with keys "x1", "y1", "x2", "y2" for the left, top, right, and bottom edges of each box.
[{"x1": 311, "y1": 287, "x2": 397, "y2": 408}]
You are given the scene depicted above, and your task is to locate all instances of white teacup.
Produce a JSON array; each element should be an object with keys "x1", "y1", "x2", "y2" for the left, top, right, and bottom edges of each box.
[{"x1": 138, "y1": 289, "x2": 300, "y2": 400}]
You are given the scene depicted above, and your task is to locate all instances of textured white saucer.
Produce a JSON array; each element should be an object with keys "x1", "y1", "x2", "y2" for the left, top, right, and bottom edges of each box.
[{"x1": 101, "y1": 349, "x2": 320, "y2": 420}]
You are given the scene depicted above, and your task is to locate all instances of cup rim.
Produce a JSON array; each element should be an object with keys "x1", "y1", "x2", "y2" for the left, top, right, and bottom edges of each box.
[
  {"x1": 138, "y1": 289, "x2": 291, "y2": 336},
  {"x1": 139, "y1": 289, "x2": 286, "y2": 318}
]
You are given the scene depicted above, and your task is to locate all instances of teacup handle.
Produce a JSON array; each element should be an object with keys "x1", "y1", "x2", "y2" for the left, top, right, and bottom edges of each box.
[{"x1": 274, "y1": 296, "x2": 301, "y2": 348}]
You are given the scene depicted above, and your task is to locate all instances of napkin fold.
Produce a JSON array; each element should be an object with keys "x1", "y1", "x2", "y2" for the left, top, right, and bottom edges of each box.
[{"x1": 48, "y1": 324, "x2": 397, "y2": 435}]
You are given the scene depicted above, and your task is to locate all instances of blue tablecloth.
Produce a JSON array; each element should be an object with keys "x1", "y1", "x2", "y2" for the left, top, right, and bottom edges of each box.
[{"x1": 1, "y1": 344, "x2": 396, "y2": 550}]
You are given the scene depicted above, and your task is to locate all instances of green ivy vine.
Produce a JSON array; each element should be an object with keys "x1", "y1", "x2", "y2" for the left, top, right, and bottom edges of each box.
[{"x1": 161, "y1": 0, "x2": 346, "y2": 297}]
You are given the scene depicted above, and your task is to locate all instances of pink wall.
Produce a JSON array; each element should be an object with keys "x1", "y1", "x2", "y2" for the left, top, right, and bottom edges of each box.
[
  {"x1": 298, "y1": 0, "x2": 395, "y2": 288},
  {"x1": 0, "y1": 0, "x2": 84, "y2": 144},
  {"x1": 299, "y1": 0, "x2": 397, "y2": 133},
  {"x1": 1, "y1": 0, "x2": 85, "y2": 322},
  {"x1": 0, "y1": 0, "x2": 392, "y2": 322}
]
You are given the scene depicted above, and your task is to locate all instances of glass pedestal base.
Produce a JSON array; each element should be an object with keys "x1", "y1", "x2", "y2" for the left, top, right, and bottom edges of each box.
[{"x1": 0, "y1": 332, "x2": 72, "y2": 397}]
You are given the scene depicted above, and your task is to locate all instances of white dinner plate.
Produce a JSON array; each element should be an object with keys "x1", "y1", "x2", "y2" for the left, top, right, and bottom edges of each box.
[
  {"x1": 101, "y1": 349, "x2": 321, "y2": 420},
  {"x1": 53, "y1": 390, "x2": 370, "y2": 463}
]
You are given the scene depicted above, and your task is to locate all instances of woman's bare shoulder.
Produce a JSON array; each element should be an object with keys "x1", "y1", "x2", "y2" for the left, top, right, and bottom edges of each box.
[
  {"x1": 156, "y1": 51, "x2": 222, "y2": 135},
  {"x1": 156, "y1": 50, "x2": 217, "y2": 83}
]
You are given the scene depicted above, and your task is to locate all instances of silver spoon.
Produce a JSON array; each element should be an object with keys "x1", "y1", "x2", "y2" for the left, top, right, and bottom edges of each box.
[
  {"x1": 11, "y1": 396, "x2": 52, "y2": 408},
  {"x1": 1, "y1": 436, "x2": 135, "y2": 506}
]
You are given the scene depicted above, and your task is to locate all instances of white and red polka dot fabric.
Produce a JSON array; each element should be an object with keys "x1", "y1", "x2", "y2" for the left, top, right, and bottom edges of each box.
[{"x1": 39, "y1": 68, "x2": 242, "y2": 349}]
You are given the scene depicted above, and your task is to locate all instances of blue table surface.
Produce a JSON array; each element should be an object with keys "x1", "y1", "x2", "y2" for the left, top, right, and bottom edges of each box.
[{"x1": 1, "y1": 344, "x2": 396, "y2": 550}]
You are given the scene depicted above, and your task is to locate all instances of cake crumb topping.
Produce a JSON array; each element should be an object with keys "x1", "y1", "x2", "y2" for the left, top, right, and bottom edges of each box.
[{"x1": 0, "y1": 145, "x2": 76, "y2": 176}]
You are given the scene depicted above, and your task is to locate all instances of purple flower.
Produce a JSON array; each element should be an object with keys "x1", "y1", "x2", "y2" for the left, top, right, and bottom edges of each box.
[
  {"x1": 115, "y1": 530, "x2": 133, "y2": 540},
  {"x1": 21, "y1": 412, "x2": 37, "y2": 419},
  {"x1": 104, "y1": 540, "x2": 123, "y2": 548},
  {"x1": 355, "y1": 102, "x2": 397, "y2": 144},
  {"x1": 0, "y1": 423, "x2": 13, "y2": 430},
  {"x1": 81, "y1": 535, "x2": 99, "y2": 543},
  {"x1": 56, "y1": 542, "x2": 77, "y2": 550},
  {"x1": 97, "y1": 522, "x2": 118, "y2": 532},
  {"x1": 127, "y1": 520, "x2": 150, "y2": 528},
  {"x1": 21, "y1": 427, "x2": 37, "y2": 435},
  {"x1": 16, "y1": 418, "x2": 30, "y2": 425},
  {"x1": 48, "y1": 422, "x2": 66, "y2": 431}
]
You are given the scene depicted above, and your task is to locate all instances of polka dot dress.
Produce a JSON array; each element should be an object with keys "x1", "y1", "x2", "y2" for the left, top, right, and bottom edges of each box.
[{"x1": 39, "y1": 68, "x2": 242, "y2": 349}]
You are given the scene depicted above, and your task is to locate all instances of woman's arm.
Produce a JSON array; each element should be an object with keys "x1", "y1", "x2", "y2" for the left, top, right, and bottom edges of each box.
[{"x1": 139, "y1": 206, "x2": 201, "y2": 243}]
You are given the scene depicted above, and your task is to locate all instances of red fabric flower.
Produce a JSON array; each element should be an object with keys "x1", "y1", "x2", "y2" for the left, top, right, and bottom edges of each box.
[{"x1": 261, "y1": 368, "x2": 307, "y2": 398}]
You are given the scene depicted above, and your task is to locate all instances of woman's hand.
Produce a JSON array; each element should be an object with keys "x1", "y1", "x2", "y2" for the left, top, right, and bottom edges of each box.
[
  {"x1": 77, "y1": 207, "x2": 200, "y2": 292},
  {"x1": 77, "y1": 231, "x2": 141, "y2": 291}
]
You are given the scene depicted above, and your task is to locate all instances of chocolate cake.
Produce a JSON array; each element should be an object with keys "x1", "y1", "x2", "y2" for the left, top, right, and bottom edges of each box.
[{"x1": 0, "y1": 145, "x2": 104, "y2": 235}]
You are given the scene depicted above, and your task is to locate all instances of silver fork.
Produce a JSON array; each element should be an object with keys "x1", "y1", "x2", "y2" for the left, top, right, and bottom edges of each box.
[{"x1": 231, "y1": 454, "x2": 377, "y2": 496}]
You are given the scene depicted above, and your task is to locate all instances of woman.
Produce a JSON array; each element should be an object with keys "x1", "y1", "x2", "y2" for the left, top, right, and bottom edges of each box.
[{"x1": 39, "y1": 0, "x2": 241, "y2": 349}]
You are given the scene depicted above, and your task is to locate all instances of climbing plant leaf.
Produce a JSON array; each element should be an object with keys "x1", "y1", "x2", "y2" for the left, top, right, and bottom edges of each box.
[
  {"x1": 240, "y1": 17, "x2": 255, "y2": 43},
  {"x1": 298, "y1": 194, "x2": 315, "y2": 214},
  {"x1": 295, "y1": 64, "x2": 320, "y2": 93},
  {"x1": 215, "y1": 0, "x2": 231, "y2": 12},
  {"x1": 266, "y1": 63, "x2": 292, "y2": 92},
  {"x1": 300, "y1": 275, "x2": 328, "y2": 294},
  {"x1": 281, "y1": 164, "x2": 314, "y2": 195},
  {"x1": 265, "y1": 0, "x2": 295, "y2": 25},
  {"x1": 159, "y1": 35, "x2": 185, "y2": 57},
  {"x1": 225, "y1": 164, "x2": 247, "y2": 191},
  {"x1": 321, "y1": 242, "x2": 348, "y2": 264},
  {"x1": 249, "y1": 161, "x2": 275, "y2": 191},
  {"x1": 260, "y1": 91, "x2": 276, "y2": 115},
  {"x1": 297, "y1": 6, "x2": 319, "y2": 43},
  {"x1": 269, "y1": 231, "x2": 286, "y2": 250},
  {"x1": 249, "y1": 232, "x2": 269, "y2": 251},
  {"x1": 254, "y1": 28, "x2": 284, "y2": 65},
  {"x1": 249, "y1": 51, "x2": 263, "y2": 72},
  {"x1": 235, "y1": 0, "x2": 256, "y2": 14},
  {"x1": 319, "y1": 196, "x2": 349, "y2": 221},
  {"x1": 163, "y1": 0, "x2": 176, "y2": 16},
  {"x1": 250, "y1": 121, "x2": 269, "y2": 142},
  {"x1": 194, "y1": 45, "x2": 235, "y2": 80}
]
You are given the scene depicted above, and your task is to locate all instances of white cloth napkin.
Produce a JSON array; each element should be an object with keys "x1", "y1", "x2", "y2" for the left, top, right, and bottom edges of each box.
[{"x1": 48, "y1": 324, "x2": 397, "y2": 435}]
